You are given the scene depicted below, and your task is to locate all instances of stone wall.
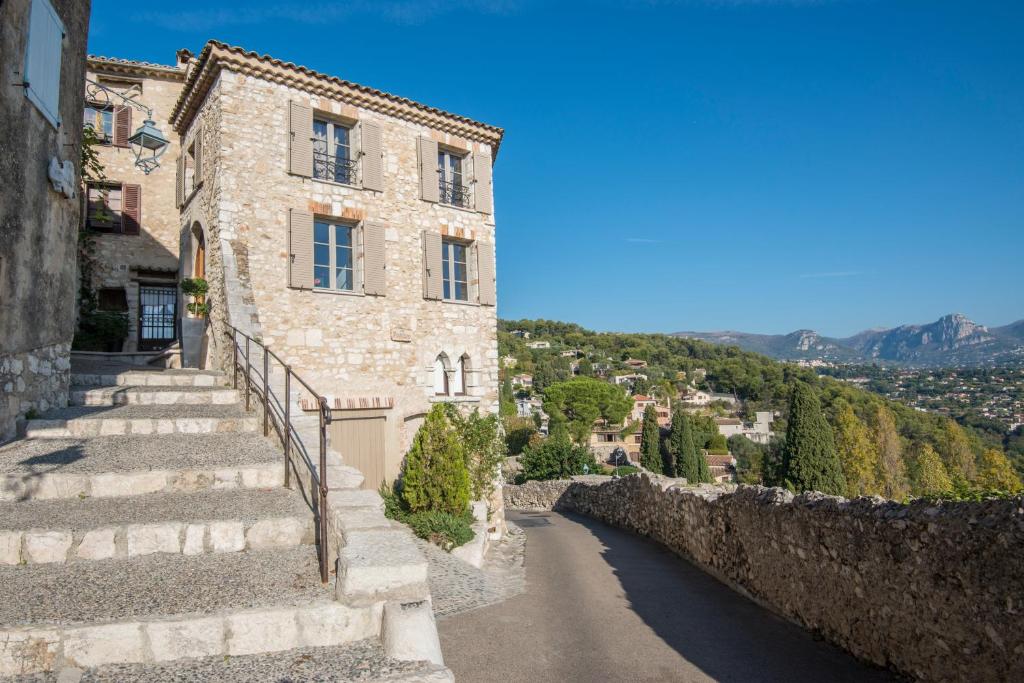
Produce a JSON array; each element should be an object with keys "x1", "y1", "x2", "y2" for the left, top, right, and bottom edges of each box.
[
  {"x1": 0, "y1": 0, "x2": 90, "y2": 442},
  {"x1": 504, "y1": 474, "x2": 1024, "y2": 682}
]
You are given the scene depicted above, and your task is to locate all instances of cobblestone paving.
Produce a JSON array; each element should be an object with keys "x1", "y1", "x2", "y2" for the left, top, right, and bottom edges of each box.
[{"x1": 422, "y1": 522, "x2": 526, "y2": 619}]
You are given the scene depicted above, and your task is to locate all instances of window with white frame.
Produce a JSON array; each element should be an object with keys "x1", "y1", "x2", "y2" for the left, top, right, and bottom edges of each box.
[
  {"x1": 313, "y1": 220, "x2": 355, "y2": 291},
  {"x1": 433, "y1": 355, "x2": 450, "y2": 396},
  {"x1": 437, "y1": 148, "x2": 470, "y2": 207},
  {"x1": 441, "y1": 238, "x2": 469, "y2": 302},
  {"x1": 83, "y1": 102, "x2": 113, "y2": 143},
  {"x1": 313, "y1": 118, "x2": 355, "y2": 185}
]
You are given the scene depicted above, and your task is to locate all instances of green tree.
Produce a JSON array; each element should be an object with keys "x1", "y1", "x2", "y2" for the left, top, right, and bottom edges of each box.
[
  {"x1": 728, "y1": 434, "x2": 765, "y2": 484},
  {"x1": 940, "y1": 421, "x2": 977, "y2": 487},
  {"x1": 401, "y1": 405, "x2": 470, "y2": 515},
  {"x1": 689, "y1": 414, "x2": 718, "y2": 450},
  {"x1": 504, "y1": 416, "x2": 538, "y2": 456},
  {"x1": 446, "y1": 407, "x2": 506, "y2": 502},
  {"x1": 873, "y1": 405, "x2": 909, "y2": 500},
  {"x1": 909, "y1": 442, "x2": 953, "y2": 497},
  {"x1": 975, "y1": 448, "x2": 1023, "y2": 493},
  {"x1": 707, "y1": 432, "x2": 728, "y2": 453},
  {"x1": 499, "y1": 375, "x2": 516, "y2": 418},
  {"x1": 671, "y1": 411, "x2": 711, "y2": 483},
  {"x1": 780, "y1": 382, "x2": 845, "y2": 495},
  {"x1": 833, "y1": 401, "x2": 879, "y2": 497},
  {"x1": 542, "y1": 377, "x2": 632, "y2": 444},
  {"x1": 519, "y1": 428, "x2": 597, "y2": 481},
  {"x1": 639, "y1": 404, "x2": 662, "y2": 474}
]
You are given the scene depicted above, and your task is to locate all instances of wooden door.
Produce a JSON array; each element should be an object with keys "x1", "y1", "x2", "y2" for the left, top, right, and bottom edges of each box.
[{"x1": 330, "y1": 415, "x2": 386, "y2": 491}]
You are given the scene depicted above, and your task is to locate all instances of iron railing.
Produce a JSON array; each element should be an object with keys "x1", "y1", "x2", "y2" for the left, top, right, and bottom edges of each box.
[
  {"x1": 439, "y1": 179, "x2": 472, "y2": 208},
  {"x1": 225, "y1": 325, "x2": 332, "y2": 583},
  {"x1": 313, "y1": 149, "x2": 357, "y2": 185}
]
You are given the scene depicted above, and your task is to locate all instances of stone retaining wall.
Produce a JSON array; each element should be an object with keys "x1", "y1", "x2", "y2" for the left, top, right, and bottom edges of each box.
[
  {"x1": 503, "y1": 474, "x2": 1024, "y2": 682},
  {"x1": 0, "y1": 343, "x2": 71, "y2": 444}
]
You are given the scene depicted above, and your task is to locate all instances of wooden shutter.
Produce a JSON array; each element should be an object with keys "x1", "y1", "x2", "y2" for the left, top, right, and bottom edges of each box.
[
  {"x1": 422, "y1": 231, "x2": 443, "y2": 300},
  {"x1": 23, "y1": 0, "x2": 64, "y2": 127},
  {"x1": 193, "y1": 129, "x2": 203, "y2": 182},
  {"x1": 175, "y1": 155, "x2": 183, "y2": 208},
  {"x1": 473, "y1": 153, "x2": 493, "y2": 214},
  {"x1": 476, "y1": 241, "x2": 496, "y2": 306},
  {"x1": 113, "y1": 106, "x2": 132, "y2": 147},
  {"x1": 288, "y1": 101, "x2": 313, "y2": 177},
  {"x1": 362, "y1": 220, "x2": 386, "y2": 296},
  {"x1": 288, "y1": 209, "x2": 315, "y2": 289},
  {"x1": 418, "y1": 137, "x2": 439, "y2": 202},
  {"x1": 122, "y1": 184, "x2": 141, "y2": 235},
  {"x1": 360, "y1": 121, "x2": 384, "y2": 192}
]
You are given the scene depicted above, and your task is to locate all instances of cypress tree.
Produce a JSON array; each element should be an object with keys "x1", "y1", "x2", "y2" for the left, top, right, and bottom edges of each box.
[
  {"x1": 672, "y1": 410, "x2": 706, "y2": 483},
  {"x1": 401, "y1": 404, "x2": 471, "y2": 514},
  {"x1": 639, "y1": 404, "x2": 662, "y2": 474},
  {"x1": 780, "y1": 382, "x2": 845, "y2": 495}
]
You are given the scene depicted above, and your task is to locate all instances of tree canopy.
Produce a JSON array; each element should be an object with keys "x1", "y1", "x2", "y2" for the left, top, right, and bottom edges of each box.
[{"x1": 542, "y1": 376, "x2": 632, "y2": 444}]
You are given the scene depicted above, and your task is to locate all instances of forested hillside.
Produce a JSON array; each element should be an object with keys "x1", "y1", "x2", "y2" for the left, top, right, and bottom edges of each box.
[{"x1": 499, "y1": 319, "x2": 1023, "y2": 494}]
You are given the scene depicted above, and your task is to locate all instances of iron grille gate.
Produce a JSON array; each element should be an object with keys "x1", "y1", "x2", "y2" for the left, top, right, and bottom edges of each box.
[{"x1": 138, "y1": 285, "x2": 177, "y2": 351}]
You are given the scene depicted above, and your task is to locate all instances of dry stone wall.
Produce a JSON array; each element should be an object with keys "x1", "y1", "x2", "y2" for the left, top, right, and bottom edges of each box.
[{"x1": 504, "y1": 474, "x2": 1024, "y2": 682}]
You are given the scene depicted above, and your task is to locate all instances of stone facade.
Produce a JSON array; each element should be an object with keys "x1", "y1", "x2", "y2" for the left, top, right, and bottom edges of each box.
[
  {"x1": 0, "y1": 0, "x2": 91, "y2": 443},
  {"x1": 504, "y1": 474, "x2": 1024, "y2": 682}
]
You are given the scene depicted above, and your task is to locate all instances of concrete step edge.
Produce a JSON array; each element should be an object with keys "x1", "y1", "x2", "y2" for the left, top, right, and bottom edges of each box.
[
  {"x1": 25, "y1": 416, "x2": 259, "y2": 438},
  {"x1": 69, "y1": 387, "x2": 239, "y2": 407}
]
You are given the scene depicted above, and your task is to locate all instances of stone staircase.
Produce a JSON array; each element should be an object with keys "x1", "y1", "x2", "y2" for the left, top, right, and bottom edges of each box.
[{"x1": 0, "y1": 366, "x2": 449, "y2": 680}]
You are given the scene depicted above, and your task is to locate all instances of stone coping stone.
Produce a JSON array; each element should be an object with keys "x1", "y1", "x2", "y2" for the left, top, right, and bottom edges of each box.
[
  {"x1": 0, "y1": 488, "x2": 311, "y2": 532},
  {"x1": 0, "y1": 434, "x2": 281, "y2": 475},
  {"x1": 0, "y1": 545, "x2": 332, "y2": 627},
  {"x1": 337, "y1": 531, "x2": 429, "y2": 604},
  {"x1": 11, "y1": 640, "x2": 452, "y2": 682}
]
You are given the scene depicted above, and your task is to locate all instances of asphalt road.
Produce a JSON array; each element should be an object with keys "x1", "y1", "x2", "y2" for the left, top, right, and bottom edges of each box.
[{"x1": 438, "y1": 510, "x2": 897, "y2": 683}]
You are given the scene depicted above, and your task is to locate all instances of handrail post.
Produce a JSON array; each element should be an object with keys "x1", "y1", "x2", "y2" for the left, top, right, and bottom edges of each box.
[
  {"x1": 231, "y1": 331, "x2": 238, "y2": 390},
  {"x1": 262, "y1": 347, "x2": 269, "y2": 437},
  {"x1": 318, "y1": 397, "x2": 329, "y2": 584},
  {"x1": 284, "y1": 366, "x2": 292, "y2": 490},
  {"x1": 244, "y1": 336, "x2": 251, "y2": 412}
]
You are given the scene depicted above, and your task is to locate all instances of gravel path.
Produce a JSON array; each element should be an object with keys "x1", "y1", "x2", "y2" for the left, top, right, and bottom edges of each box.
[
  {"x1": 35, "y1": 404, "x2": 248, "y2": 420},
  {"x1": 8, "y1": 640, "x2": 441, "y2": 682},
  {"x1": 1, "y1": 487, "x2": 311, "y2": 531},
  {"x1": 0, "y1": 434, "x2": 282, "y2": 474},
  {"x1": 0, "y1": 545, "x2": 331, "y2": 626}
]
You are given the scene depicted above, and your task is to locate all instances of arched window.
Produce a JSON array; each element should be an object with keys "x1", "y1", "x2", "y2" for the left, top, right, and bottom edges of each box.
[
  {"x1": 453, "y1": 355, "x2": 468, "y2": 396},
  {"x1": 433, "y1": 355, "x2": 450, "y2": 396}
]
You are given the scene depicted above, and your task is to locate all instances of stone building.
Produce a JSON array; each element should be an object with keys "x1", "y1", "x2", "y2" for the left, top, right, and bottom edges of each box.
[{"x1": 0, "y1": 0, "x2": 91, "y2": 443}]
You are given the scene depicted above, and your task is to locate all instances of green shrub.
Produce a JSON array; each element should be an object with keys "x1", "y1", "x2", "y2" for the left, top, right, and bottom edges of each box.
[
  {"x1": 445, "y1": 405, "x2": 506, "y2": 502},
  {"x1": 401, "y1": 404, "x2": 471, "y2": 515},
  {"x1": 407, "y1": 510, "x2": 475, "y2": 551},
  {"x1": 519, "y1": 427, "x2": 597, "y2": 481},
  {"x1": 72, "y1": 311, "x2": 129, "y2": 352},
  {"x1": 612, "y1": 465, "x2": 639, "y2": 476}
]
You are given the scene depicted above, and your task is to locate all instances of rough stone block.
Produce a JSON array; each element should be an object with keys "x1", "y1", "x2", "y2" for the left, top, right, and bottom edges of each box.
[
  {"x1": 0, "y1": 531, "x2": 22, "y2": 565},
  {"x1": 327, "y1": 489, "x2": 384, "y2": 512},
  {"x1": 90, "y1": 471, "x2": 168, "y2": 498},
  {"x1": 171, "y1": 470, "x2": 214, "y2": 491},
  {"x1": 0, "y1": 628, "x2": 61, "y2": 675},
  {"x1": 240, "y1": 465, "x2": 283, "y2": 489},
  {"x1": 147, "y1": 617, "x2": 225, "y2": 661},
  {"x1": 209, "y1": 520, "x2": 245, "y2": 553},
  {"x1": 336, "y1": 530, "x2": 428, "y2": 601},
  {"x1": 64, "y1": 623, "x2": 146, "y2": 667},
  {"x1": 382, "y1": 599, "x2": 444, "y2": 665},
  {"x1": 97, "y1": 419, "x2": 128, "y2": 436},
  {"x1": 246, "y1": 517, "x2": 308, "y2": 549},
  {"x1": 182, "y1": 523, "x2": 206, "y2": 555},
  {"x1": 24, "y1": 531, "x2": 72, "y2": 564},
  {"x1": 126, "y1": 523, "x2": 182, "y2": 556},
  {"x1": 297, "y1": 603, "x2": 379, "y2": 648},
  {"x1": 226, "y1": 609, "x2": 298, "y2": 655},
  {"x1": 76, "y1": 528, "x2": 117, "y2": 561},
  {"x1": 213, "y1": 468, "x2": 240, "y2": 489},
  {"x1": 31, "y1": 474, "x2": 90, "y2": 500},
  {"x1": 325, "y1": 464, "x2": 364, "y2": 490}
]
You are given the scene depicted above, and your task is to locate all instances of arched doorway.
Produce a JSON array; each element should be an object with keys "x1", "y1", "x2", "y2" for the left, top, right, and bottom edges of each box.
[{"x1": 193, "y1": 229, "x2": 205, "y2": 280}]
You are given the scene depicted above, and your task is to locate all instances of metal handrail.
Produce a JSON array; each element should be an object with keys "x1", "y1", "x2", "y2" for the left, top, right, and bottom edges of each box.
[{"x1": 225, "y1": 324, "x2": 332, "y2": 583}]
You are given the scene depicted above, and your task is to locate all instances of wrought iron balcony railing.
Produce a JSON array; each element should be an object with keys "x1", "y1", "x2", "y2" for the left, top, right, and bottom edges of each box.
[
  {"x1": 439, "y1": 179, "x2": 472, "y2": 208},
  {"x1": 313, "y1": 149, "x2": 357, "y2": 185}
]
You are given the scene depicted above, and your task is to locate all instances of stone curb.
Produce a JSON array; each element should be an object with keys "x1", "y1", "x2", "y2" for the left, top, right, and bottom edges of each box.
[
  {"x1": 25, "y1": 416, "x2": 258, "y2": 439},
  {"x1": 69, "y1": 387, "x2": 239, "y2": 407},
  {"x1": 70, "y1": 372, "x2": 222, "y2": 388}
]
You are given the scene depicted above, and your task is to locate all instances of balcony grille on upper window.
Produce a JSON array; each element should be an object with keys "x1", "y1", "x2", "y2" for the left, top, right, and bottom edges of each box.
[
  {"x1": 313, "y1": 118, "x2": 356, "y2": 185},
  {"x1": 438, "y1": 149, "x2": 471, "y2": 208}
]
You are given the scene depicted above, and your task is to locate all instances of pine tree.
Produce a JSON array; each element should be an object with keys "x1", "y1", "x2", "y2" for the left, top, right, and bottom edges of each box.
[
  {"x1": 975, "y1": 448, "x2": 1023, "y2": 493},
  {"x1": 872, "y1": 405, "x2": 909, "y2": 500},
  {"x1": 780, "y1": 382, "x2": 845, "y2": 495},
  {"x1": 940, "y1": 421, "x2": 977, "y2": 487},
  {"x1": 639, "y1": 404, "x2": 662, "y2": 474},
  {"x1": 909, "y1": 443, "x2": 953, "y2": 497},
  {"x1": 833, "y1": 401, "x2": 879, "y2": 497},
  {"x1": 401, "y1": 405, "x2": 470, "y2": 515}
]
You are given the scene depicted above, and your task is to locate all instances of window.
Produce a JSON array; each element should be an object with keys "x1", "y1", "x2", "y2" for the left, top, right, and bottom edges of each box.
[
  {"x1": 452, "y1": 356, "x2": 468, "y2": 395},
  {"x1": 433, "y1": 355, "x2": 450, "y2": 396},
  {"x1": 441, "y1": 239, "x2": 468, "y2": 301},
  {"x1": 86, "y1": 183, "x2": 122, "y2": 232},
  {"x1": 84, "y1": 102, "x2": 113, "y2": 143},
  {"x1": 97, "y1": 288, "x2": 128, "y2": 312},
  {"x1": 438, "y1": 148, "x2": 470, "y2": 207},
  {"x1": 313, "y1": 220, "x2": 355, "y2": 291},
  {"x1": 313, "y1": 118, "x2": 355, "y2": 185},
  {"x1": 185, "y1": 140, "x2": 197, "y2": 193}
]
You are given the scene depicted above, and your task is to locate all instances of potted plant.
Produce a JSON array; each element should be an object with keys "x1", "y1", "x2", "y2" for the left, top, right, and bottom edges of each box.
[{"x1": 181, "y1": 277, "x2": 209, "y2": 317}]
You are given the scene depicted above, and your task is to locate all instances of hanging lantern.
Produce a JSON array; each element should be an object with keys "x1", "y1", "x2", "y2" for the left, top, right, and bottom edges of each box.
[{"x1": 128, "y1": 118, "x2": 170, "y2": 175}]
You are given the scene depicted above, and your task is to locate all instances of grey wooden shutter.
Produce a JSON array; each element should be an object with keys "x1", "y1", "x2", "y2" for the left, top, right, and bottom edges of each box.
[
  {"x1": 360, "y1": 121, "x2": 384, "y2": 192},
  {"x1": 288, "y1": 101, "x2": 313, "y2": 177},
  {"x1": 476, "y1": 241, "x2": 496, "y2": 306},
  {"x1": 362, "y1": 220, "x2": 386, "y2": 296},
  {"x1": 175, "y1": 155, "x2": 183, "y2": 208},
  {"x1": 418, "y1": 138, "x2": 439, "y2": 202},
  {"x1": 473, "y1": 153, "x2": 493, "y2": 214},
  {"x1": 113, "y1": 106, "x2": 132, "y2": 147},
  {"x1": 23, "y1": 0, "x2": 64, "y2": 127},
  {"x1": 422, "y1": 231, "x2": 443, "y2": 300},
  {"x1": 193, "y1": 129, "x2": 203, "y2": 182},
  {"x1": 288, "y1": 209, "x2": 315, "y2": 289},
  {"x1": 122, "y1": 184, "x2": 141, "y2": 235}
]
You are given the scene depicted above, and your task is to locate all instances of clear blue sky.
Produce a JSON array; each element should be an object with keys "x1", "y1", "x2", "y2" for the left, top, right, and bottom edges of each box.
[{"x1": 87, "y1": 0, "x2": 1024, "y2": 337}]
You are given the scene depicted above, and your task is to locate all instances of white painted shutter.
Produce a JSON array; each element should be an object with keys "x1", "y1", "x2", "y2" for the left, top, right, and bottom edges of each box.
[
  {"x1": 360, "y1": 121, "x2": 384, "y2": 192},
  {"x1": 288, "y1": 209, "x2": 315, "y2": 289},
  {"x1": 418, "y1": 138, "x2": 440, "y2": 202},
  {"x1": 362, "y1": 220, "x2": 386, "y2": 296},
  {"x1": 473, "y1": 153, "x2": 493, "y2": 214},
  {"x1": 422, "y1": 231, "x2": 443, "y2": 300},
  {"x1": 476, "y1": 241, "x2": 496, "y2": 306},
  {"x1": 288, "y1": 101, "x2": 313, "y2": 177},
  {"x1": 23, "y1": 0, "x2": 65, "y2": 128}
]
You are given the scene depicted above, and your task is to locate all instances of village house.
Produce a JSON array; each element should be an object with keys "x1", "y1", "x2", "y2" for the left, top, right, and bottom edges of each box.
[
  {"x1": 612, "y1": 372, "x2": 648, "y2": 388},
  {"x1": 624, "y1": 358, "x2": 648, "y2": 369},
  {"x1": 511, "y1": 373, "x2": 534, "y2": 389},
  {"x1": 715, "y1": 411, "x2": 774, "y2": 445},
  {"x1": 706, "y1": 453, "x2": 737, "y2": 483},
  {"x1": 630, "y1": 394, "x2": 671, "y2": 427},
  {"x1": 526, "y1": 340, "x2": 551, "y2": 349},
  {"x1": 501, "y1": 354, "x2": 518, "y2": 368}
]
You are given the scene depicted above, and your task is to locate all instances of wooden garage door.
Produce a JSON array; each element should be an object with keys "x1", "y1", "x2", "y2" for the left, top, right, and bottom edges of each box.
[{"x1": 330, "y1": 416, "x2": 386, "y2": 491}]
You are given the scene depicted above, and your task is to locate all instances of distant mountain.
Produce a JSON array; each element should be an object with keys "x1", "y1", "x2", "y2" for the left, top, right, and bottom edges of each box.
[{"x1": 674, "y1": 314, "x2": 1024, "y2": 367}]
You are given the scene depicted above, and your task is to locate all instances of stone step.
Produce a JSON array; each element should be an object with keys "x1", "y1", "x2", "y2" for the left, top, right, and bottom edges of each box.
[
  {"x1": 0, "y1": 546, "x2": 381, "y2": 675},
  {"x1": 0, "y1": 434, "x2": 285, "y2": 502},
  {"x1": 36, "y1": 639, "x2": 454, "y2": 682},
  {"x1": 25, "y1": 404, "x2": 257, "y2": 438},
  {"x1": 69, "y1": 385, "x2": 239, "y2": 407},
  {"x1": 0, "y1": 488, "x2": 314, "y2": 565},
  {"x1": 70, "y1": 368, "x2": 224, "y2": 388}
]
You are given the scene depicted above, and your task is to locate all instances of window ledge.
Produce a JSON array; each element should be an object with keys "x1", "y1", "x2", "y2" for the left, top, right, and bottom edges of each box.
[
  {"x1": 429, "y1": 395, "x2": 481, "y2": 404},
  {"x1": 441, "y1": 298, "x2": 480, "y2": 307},
  {"x1": 311, "y1": 176, "x2": 364, "y2": 191},
  {"x1": 311, "y1": 287, "x2": 364, "y2": 298},
  {"x1": 432, "y1": 200, "x2": 479, "y2": 215}
]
